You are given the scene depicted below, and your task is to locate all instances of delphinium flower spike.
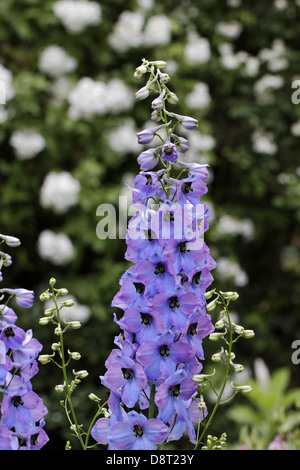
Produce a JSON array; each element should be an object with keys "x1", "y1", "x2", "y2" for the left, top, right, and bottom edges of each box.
[
  {"x1": 91, "y1": 59, "x2": 216, "y2": 450},
  {"x1": 0, "y1": 234, "x2": 48, "y2": 450}
]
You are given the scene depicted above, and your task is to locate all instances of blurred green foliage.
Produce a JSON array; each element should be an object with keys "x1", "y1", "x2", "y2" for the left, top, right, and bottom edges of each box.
[{"x1": 0, "y1": 0, "x2": 299, "y2": 449}]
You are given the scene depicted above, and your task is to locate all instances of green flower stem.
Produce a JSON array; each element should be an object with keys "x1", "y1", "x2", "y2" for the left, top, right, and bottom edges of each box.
[
  {"x1": 52, "y1": 290, "x2": 86, "y2": 450},
  {"x1": 148, "y1": 383, "x2": 156, "y2": 419},
  {"x1": 194, "y1": 295, "x2": 233, "y2": 450}
]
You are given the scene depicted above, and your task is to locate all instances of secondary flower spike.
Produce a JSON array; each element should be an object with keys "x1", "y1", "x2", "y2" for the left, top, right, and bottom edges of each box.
[{"x1": 92, "y1": 60, "x2": 216, "y2": 449}]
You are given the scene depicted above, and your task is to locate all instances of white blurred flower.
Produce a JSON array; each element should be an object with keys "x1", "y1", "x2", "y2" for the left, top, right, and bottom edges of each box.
[
  {"x1": 216, "y1": 257, "x2": 249, "y2": 287},
  {"x1": 105, "y1": 78, "x2": 135, "y2": 113},
  {"x1": 216, "y1": 215, "x2": 255, "y2": 240},
  {"x1": 0, "y1": 106, "x2": 9, "y2": 123},
  {"x1": 40, "y1": 171, "x2": 81, "y2": 214},
  {"x1": 219, "y1": 43, "x2": 259, "y2": 75},
  {"x1": 216, "y1": 20, "x2": 243, "y2": 39},
  {"x1": 290, "y1": 120, "x2": 300, "y2": 137},
  {"x1": 143, "y1": 15, "x2": 172, "y2": 46},
  {"x1": 184, "y1": 33, "x2": 211, "y2": 65},
  {"x1": 274, "y1": 0, "x2": 288, "y2": 10},
  {"x1": 106, "y1": 119, "x2": 140, "y2": 156},
  {"x1": 185, "y1": 82, "x2": 211, "y2": 109},
  {"x1": 38, "y1": 45, "x2": 77, "y2": 78},
  {"x1": 108, "y1": 11, "x2": 145, "y2": 52},
  {"x1": 244, "y1": 55, "x2": 260, "y2": 77},
  {"x1": 136, "y1": 0, "x2": 154, "y2": 9},
  {"x1": 67, "y1": 77, "x2": 107, "y2": 120},
  {"x1": 53, "y1": 0, "x2": 102, "y2": 33},
  {"x1": 38, "y1": 230, "x2": 75, "y2": 265},
  {"x1": 0, "y1": 64, "x2": 15, "y2": 101},
  {"x1": 227, "y1": 0, "x2": 241, "y2": 7},
  {"x1": 9, "y1": 129, "x2": 45, "y2": 159},
  {"x1": 251, "y1": 129, "x2": 277, "y2": 155},
  {"x1": 254, "y1": 74, "x2": 284, "y2": 104},
  {"x1": 45, "y1": 296, "x2": 91, "y2": 323},
  {"x1": 67, "y1": 77, "x2": 133, "y2": 120},
  {"x1": 50, "y1": 76, "x2": 73, "y2": 105},
  {"x1": 258, "y1": 39, "x2": 289, "y2": 72}
]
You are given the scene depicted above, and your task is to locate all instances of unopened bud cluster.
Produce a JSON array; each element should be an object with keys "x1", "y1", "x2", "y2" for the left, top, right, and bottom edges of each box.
[{"x1": 193, "y1": 290, "x2": 254, "y2": 398}]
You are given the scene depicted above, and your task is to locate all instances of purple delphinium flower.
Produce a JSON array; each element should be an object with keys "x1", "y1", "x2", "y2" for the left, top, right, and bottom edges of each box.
[
  {"x1": 108, "y1": 411, "x2": 169, "y2": 450},
  {"x1": 101, "y1": 352, "x2": 147, "y2": 408},
  {"x1": 0, "y1": 288, "x2": 34, "y2": 308},
  {"x1": 136, "y1": 330, "x2": 194, "y2": 380},
  {"x1": 137, "y1": 148, "x2": 159, "y2": 170},
  {"x1": 155, "y1": 369, "x2": 198, "y2": 423},
  {"x1": 92, "y1": 61, "x2": 216, "y2": 450},
  {"x1": 161, "y1": 141, "x2": 178, "y2": 163},
  {"x1": 1, "y1": 378, "x2": 47, "y2": 434},
  {"x1": 0, "y1": 238, "x2": 48, "y2": 450},
  {"x1": 0, "y1": 305, "x2": 17, "y2": 328},
  {"x1": 0, "y1": 424, "x2": 18, "y2": 450}
]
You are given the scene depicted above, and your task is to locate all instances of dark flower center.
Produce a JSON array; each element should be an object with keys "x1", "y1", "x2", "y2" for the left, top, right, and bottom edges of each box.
[
  {"x1": 188, "y1": 323, "x2": 198, "y2": 336},
  {"x1": 178, "y1": 241, "x2": 189, "y2": 254},
  {"x1": 169, "y1": 384, "x2": 181, "y2": 397},
  {"x1": 121, "y1": 368, "x2": 134, "y2": 380},
  {"x1": 168, "y1": 296, "x2": 180, "y2": 309},
  {"x1": 133, "y1": 424, "x2": 144, "y2": 437},
  {"x1": 145, "y1": 229, "x2": 155, "y2": 242},
  {"x1": 145, "y1": 174, "x2": 152, "y2": 185},
  {"x1": 4, "y1": 327, "x2": 15, "y2": 337},
  {"x1": 30, "y1": 434, "x2": 39, "y2": 446},
  {"x1": 163, "y1": 210, "x2": 174, "y2": 223},
  {"x1": 154, "y1": 262, "x2": 165, "y2": 275},
  {"x1": 182, "y1": 182, "x2": 193, "y2": 194},
  {"x1": 163, "y1": 144, "x2": 174, "y2": 156},
  {"x1": 140, "y1": 312, "x2": 152, "y2": 325},
  {"x1": 12, "y1": 395, "x2": 24, "y2": 407},
  {"x1": 192, "y1": 271, "x2": 202, "y2": 285},
  {"x1": 159, "y1": 344, "x2": 170, "y2": 357},
  {"x1": 133, "y1": 282, "x2": 145, "y2": 294}
]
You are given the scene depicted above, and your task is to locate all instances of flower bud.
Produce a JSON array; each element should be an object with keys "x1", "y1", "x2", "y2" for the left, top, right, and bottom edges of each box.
[
  {"x1": 233, "y1": 324, "x2": 245, "y2": 335},
  {"x1": 61, "y1": 299, "x2": 75, "y2": 307},
  {"x1": 39, "y1": 316, "x2": 52, "y2": 325},
  {"x1": 51, "y1": 342, "x2": 60, "y2": 351},
  {"x1": 192, "y1": 369, "x2": 215, "y2": 383},
  {"x1": 57, "y1": 288, "x2": 68, "y2": 296},
  {"x1": 166, "y1": 91, "x2": 178, "y2": 104},
  {"x1": 55, "y1": 384, "x2": 65, "y2": 392},
  {"x1": 49, "y1": 277, "x2": 57, "y2": 287},
  {"x1": 159, "y1": 72, "x2": 170, "y2": 84},
  {"x1": 220, "y1": 291, "x2": 239, "y2": 301},
  {"x1": 0, "y1": 234, "x2": 21, "y2": 247},
  {"x1": 73, "y1": 369, "x2": 89, "y2": 379},
  {"x1": 67, "y1": 321, "x2": 81, "y2": 329},
  {"x1": 204, "y1": 289, "x2": 216, "y2": 300},
  {"x1": 135, "y1": 85, "x2": 150, "y2": 100},
  {"x1": 242, "y1": 329, "x2": 255, "y2": 339},
  {"x1": 215, "y1": 318, "x2": 225, "y2": 329},
  {"x1": 232, "y1": 363, "x2": 244, "y2": 373},
  {"x1": 198, "y1": 395, "x2": 206, "y2": 411},
  {"x1": 39, "y1": 292, "x2": 51, "y2": 301},
  {"x1": 149, "y1": 60, "x2": 167, "y2": 68},
  {"x1": 209, "y1": 330, "x2": 227, "y2": 341},
  {"x1": 206, "y1": 297, "x2": 218, "y2": 311},
  {"x1": 68, "y1": 350, "x2": 81, "y2": 360},
  {"x1": 89, "y1": 393, "x2": 100, "y2": 402},
  {"x1": 54, "y1": 326, "x2": 63, "y2": 335},
  {"x1": 134, "y1": 65, "x2": 148, "y2": 79},
  {"x1": 211, "y1": 347, "x2": 224, "y2": 362},
  {"x1": 231, "y1": 382, "x2": 252, "y2": 393},
  {"x1": 38, "y1": 354, "x2": 53, "y2": 364}
]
